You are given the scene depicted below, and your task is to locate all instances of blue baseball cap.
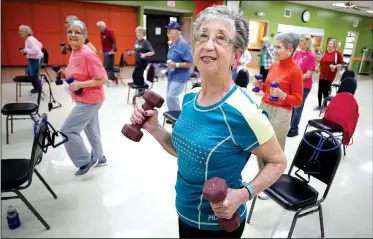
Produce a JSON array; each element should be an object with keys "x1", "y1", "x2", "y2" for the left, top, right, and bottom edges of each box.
[{"x1": 164, "y1": 21, "x2": 181, "y2": 31}]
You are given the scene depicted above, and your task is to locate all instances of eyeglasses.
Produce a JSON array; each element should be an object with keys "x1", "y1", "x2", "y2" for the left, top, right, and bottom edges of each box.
[
  {"x1": 194, "y1": 33, "x2": 234, "y2": 46},
  {"x1": 67, "y1": 30, "x2": 82, "y2": 36}
]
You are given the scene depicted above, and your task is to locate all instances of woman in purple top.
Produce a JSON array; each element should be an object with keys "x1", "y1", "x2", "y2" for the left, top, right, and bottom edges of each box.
[{"x1": 288, "y1": 34, "x2": 316, "y2": 137}]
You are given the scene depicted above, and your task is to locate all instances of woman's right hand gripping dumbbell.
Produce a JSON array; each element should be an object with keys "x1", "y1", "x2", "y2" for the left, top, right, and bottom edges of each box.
[
  {"x1": 253, "y1": 76, "x2": 264, "y2": 89},
  {"x1": 130, "y1": 105, "x2": 160, "y2": 133}
]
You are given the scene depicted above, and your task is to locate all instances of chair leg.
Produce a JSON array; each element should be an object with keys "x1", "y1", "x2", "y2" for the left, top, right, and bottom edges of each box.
[
  {"x1": 6, "y1": 115, "x2": 9, "y2": 144},
  {"x1": 246, "y1": 195, "x2": 257, "y2": 224},
  {"x1": 343, "y1": 144, "x2": 346, "y2": 156},
  {"x1": 10, "y1": 115, "x2": 14, "y2": 134},
  {"x1": 19, "y1": 83, "x2": 22, "y2": 97},
  {"x1": 127, "y1": 87, "x2": 131, "y2": 103},
  {"x1": 13, "y1": 190, "x2": 50, "y2": 230},
  {"x1": 288, "y1": 209, "x2": 302, "y2": 238},
  {"x1": 163, "y1": 118, "x2": 166, "y2": 127},
  {"x1": 34, "y1": 169, "x2": 57, "y2": 199},
  {"x1": 318, "y1": 204, "x2": 325, "y2": 238},
  {"x1": 16, "y1": 83, "x2": 19, "y2": 102}
]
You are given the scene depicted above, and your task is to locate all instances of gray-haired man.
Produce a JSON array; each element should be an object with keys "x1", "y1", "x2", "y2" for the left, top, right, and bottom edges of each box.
[{"x1": 97, "y1": 21, "x2": 117, "y2": 82}]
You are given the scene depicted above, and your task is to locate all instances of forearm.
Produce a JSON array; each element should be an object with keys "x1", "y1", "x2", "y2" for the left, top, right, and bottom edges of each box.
[
  {"x1": 79, "y1": 78, "x2": 107, "y2": 88},
  {"x1": 148, "y1": 123, "x2": 177, "y2": 157},
  {"x1": 177, "y1": 62, "x2": 194, "y2": 69},
  {"x1": 112, "y1": 40, "x2": 117, "y2": 52},
  {"x1": 143, "y1": 51, "x2": 155, "y2": 57},
  {"x1": 242, "y1": 159, "x2": 286, "y2": 202}
]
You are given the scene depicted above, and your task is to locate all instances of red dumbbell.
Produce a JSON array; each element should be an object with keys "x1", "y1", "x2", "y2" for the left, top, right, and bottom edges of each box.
[
  {"x1": 203, "y1": 177, "x2": 241, "y2": 232},
  {"x1": 121, "y1": 90, "x2": 164, "y2": 142}
]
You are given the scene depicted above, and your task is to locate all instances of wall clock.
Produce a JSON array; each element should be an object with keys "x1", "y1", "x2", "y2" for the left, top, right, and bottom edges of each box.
[{"x1": 302, "y1": 10, "x2": 311, "y2": 23}]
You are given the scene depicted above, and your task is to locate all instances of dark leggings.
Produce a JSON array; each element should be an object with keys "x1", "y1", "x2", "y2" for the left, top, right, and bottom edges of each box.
[
  {"x1": 132, "y1": 62, "x2": 148, "y2": 87},
  {"x1": 318, "y1": 79, "x2": 332, "y2": 107},
  {"x1": 178, "y1": 218, "x2": 245, "y2": 238}
]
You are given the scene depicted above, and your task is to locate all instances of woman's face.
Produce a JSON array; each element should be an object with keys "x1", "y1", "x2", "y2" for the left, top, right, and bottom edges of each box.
[
  {"x1": 135, "y1": 30, "x2": 144, "y2": 40},
  {"x1": 67, "y1": 25, "x2": 85, "y2": 48},
  {"x1": 274, "y1": 40, "x2": 292, "y2": 60},
  {"x1": 18, "y1": 28, "x2": 27, "y2": 38},
  {"x1": 299, "y1": 37, "x2": 306, "y2": 50},
  {"x1": 327, "y1": 40, "x2": 336, "y2": 51},
  {"x1": 193, "y1": 20, "x2": 240, "y2": 77}
]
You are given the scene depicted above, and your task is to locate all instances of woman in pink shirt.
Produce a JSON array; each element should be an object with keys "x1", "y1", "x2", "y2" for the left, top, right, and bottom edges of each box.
[
  {"x1": 59, "y1": 20, "x2": 108, "y2": 176},
  {"x1": 18, "y1": 25, "x2": 44, "y2": 93},
  {"x1": 288, "y1": 34, "x2": 316, "y2": 137}
]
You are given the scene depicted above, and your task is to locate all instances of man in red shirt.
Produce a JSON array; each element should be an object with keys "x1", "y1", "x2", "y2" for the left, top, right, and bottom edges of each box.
[{"x1": 97, "y1": 21, "x2": 117, "y2": 82}]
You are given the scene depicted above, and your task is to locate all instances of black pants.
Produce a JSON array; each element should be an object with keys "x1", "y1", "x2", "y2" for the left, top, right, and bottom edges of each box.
[
  {"x1": 132, "y1": 62, "x2": 148, "y2": 87},
  {"x1": 259, "y1": 66, "x2": 269, "y2": 83},
  {"x1": 318, "y1": 79, "x2": 332, "y2": 107},
  {"x1": 178, "y1": 218, "x2": 245, "y2": 238}
]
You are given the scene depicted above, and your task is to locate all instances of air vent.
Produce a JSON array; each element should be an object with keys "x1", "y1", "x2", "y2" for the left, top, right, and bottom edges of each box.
[{"x1": 284, "y1": 8, "x2": 292, "y2": 18}]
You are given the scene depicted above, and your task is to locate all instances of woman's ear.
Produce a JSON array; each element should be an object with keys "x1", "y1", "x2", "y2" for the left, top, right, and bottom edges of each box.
[{"x1": 233, "y1": 49, "x2": 243, "y2": 62}]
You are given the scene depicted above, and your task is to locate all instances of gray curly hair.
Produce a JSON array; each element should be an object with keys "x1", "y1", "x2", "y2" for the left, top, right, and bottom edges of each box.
[
  {"x1": 19, "y1": 25, "x2": 33, "y2": 36},
  {"x1": 275, "y1": 32, "x2": 300, "y2": 55},
  {"x1": 193, "y1": 5, "x2": 249, "y2": 51},
  {"x1": 67, "y1": 20, "x2": 88, "y2": 36}
]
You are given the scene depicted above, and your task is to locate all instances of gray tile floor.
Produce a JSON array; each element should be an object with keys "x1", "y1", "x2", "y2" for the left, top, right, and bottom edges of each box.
[{"x1": 1, "y1": 67, "x2": 372, "y2": 238}]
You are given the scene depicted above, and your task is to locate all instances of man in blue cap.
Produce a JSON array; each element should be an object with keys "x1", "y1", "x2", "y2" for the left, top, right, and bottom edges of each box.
[{"x1": 164, "y1": 21, "x2": 194, "y2": 113}]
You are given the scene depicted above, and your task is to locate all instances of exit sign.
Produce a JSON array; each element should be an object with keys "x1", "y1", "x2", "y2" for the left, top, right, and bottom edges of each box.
[{"x1": 167, "y1": 1, "x2": 175, "y2": 7}]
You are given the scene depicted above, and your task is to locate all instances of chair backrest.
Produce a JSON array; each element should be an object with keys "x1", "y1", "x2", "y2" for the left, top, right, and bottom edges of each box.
[
  {"x1": 340, "y1": 69, "x2": 355, "y2": 81},
  {"x1": 41, "y1": 48, "x2": 49, "y2": 65},
  {"x1": 146, "y1": 64, "x2": 156, "y2": 83},
  {"x1": 119, "y1": 52, "x2": 127, "y2": 67},
  {"x1": 289, "y1": 130, "x2": 342, "y2": 200},
  {"x1": 27, "y1": 113, "x2": 48, "y2": 184},
  {"x1": 235, "y1": 69, "x2": 250, "y2": 88},
  {"x1": 337, "y1": 77, "x2": 357, "y2": 95}
]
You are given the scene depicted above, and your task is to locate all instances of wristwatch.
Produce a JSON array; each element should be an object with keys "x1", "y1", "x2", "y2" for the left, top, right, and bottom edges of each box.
[
  {"x1": 241, "y1": 182, "x2": 255, "y2": 200},
  {"x1": 176, "y1": 62, "x2": 180, "y2": 68}
]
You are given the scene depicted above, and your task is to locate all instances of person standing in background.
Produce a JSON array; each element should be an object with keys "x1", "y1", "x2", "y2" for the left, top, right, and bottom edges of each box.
[
  {"x1": 288, "y1": 34, "x2": 316, "y2": 137},
  {"x1": 232, "y1": 49, "x2": 251, "y2": 82},
  {"x1": 128, "y1": 26, "x2": 155, "y2": 97},
  {"x1": 164, "y1": 21, "x2": 194, "y2": 112},
  {"x1": 258, "y1": 36, "x2": 275, "y2": 83},
  {"x1": 316, "y1": 38, "x2": 344, "y2": 109},
  {"x1": 97, "y1": 21, "x2": 117, "y2": 82},
  {"x1": 19, "y1": 25, "x2": 44, "y2": 94}
]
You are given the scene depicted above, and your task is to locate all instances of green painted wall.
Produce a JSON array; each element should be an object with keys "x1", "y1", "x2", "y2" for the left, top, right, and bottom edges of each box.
[
  {"x1": 240, "y1": 1, "x2": 373, "y2": 72},
  {"x1": 90, "y1": 1, "x2": 195, "y2": 26}
]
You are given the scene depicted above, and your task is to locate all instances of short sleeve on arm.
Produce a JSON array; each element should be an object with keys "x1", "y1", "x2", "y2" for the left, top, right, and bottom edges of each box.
[
  {"x1": 180, "y1": 43, "x2": 193, "y2": 63},
  {"x1": 84, "y1": 53, "x2": 107, "y2": 80},
  {"x1": 145, "y1": 40, "x2": 154, "y2": 52},
  {"x1": 225, "y1": 90, "x2": 275, "y2": 151}
]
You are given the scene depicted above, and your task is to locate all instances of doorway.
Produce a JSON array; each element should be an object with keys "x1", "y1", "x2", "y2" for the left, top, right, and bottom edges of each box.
[
  {"x1": 342, "y1": 31, "x2": 359, "y2": 69},
  {"x1": 145, "y1": 15, "x2": 179, "y2": 63}
]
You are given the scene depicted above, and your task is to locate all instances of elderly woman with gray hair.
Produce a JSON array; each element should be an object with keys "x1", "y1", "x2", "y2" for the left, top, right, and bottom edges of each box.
[
  {"x1": 253, "y1": 32, "x2": 303, "y2": 194},
  {"x1": 58, "y1": 20, "x2": 108, "y2": 176},
  {"x1": 18, "y1": 25, "x2": 44, "y2": 93},
  {"x1": 130, "y1": 6, "x2": 287, "y2": 238}
]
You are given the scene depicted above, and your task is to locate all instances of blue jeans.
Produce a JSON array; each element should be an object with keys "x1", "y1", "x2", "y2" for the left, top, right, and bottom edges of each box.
[
  {"x1": 26, "y1": 58, "x2": 41, "y2": 90},
  {"x1": 290, "y1": 88, "x2": 311, "y2": 132},
  {"x1": 167, "y1": 80, "x2": 185, "y2": 111}
]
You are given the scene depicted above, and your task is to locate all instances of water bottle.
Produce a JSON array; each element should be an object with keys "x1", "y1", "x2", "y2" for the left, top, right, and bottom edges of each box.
[
  {"x1": 7, "y1": 205, "x2": 21, "y2": 229},
  {"x1": 252, "y1": 74, "x2": 263, "y2": 93},
  {"x1": 270, "y1": 81, "x2": 280, "y2": 102}
]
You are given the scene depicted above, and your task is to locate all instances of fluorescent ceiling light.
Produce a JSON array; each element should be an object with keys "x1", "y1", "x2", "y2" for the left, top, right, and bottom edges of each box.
[
  {"x1": 332, "y1": 3, "x2": 348, "y2": 7},
  {"x1": 367, "y1": 10, "x2": 373, "y2": 14}
]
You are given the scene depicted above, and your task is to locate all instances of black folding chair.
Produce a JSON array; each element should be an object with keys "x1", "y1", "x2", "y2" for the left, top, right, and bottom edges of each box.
[
  {"x1": 247, "y1": 129, "x2": 342, "y2": 238},
  {"x1": 319, "y1": 76, "x2": 357, "y2": 116},
  {"x1": 1, "y1": 84, "x2": 43, "y2": 144},
  {"x1": 235, "y1": 69, "x2": 250, "y2": 89},
  {"x1": 1, "y1": 114, "x2": 59, "y2": 230}
]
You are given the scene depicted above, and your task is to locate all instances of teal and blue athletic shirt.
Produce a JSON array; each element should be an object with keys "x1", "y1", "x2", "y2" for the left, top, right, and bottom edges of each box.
[{"x1": 172, "y1": 85, "x2": 275, "y2": 231}]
